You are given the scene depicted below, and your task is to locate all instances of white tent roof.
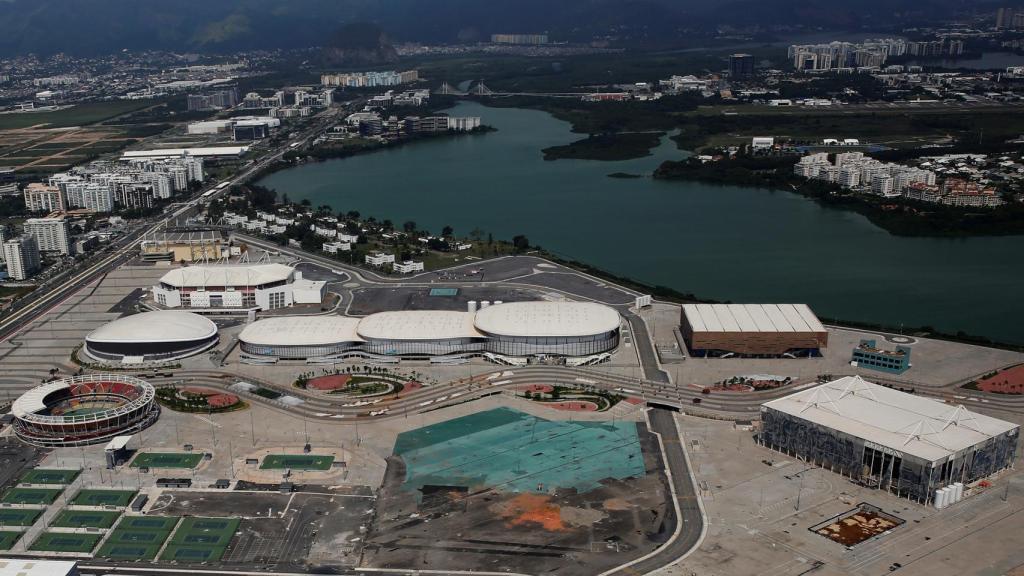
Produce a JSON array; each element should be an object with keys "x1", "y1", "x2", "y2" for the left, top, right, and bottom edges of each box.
[
  {"x1": 683, "y1": 303, "x2": 826, "y2": 333},
  {"x1": 86, "y1": 311, "x2": 216, "y2": 344},
  {"x1": 0, "y1": 559, "x2": 78, "y2": 576},
  {"x1": 357, "y1": 311, "x2": 482, "y2": 341},
  {"x1": 474, "y1": 301, "x2": 621, "y2": 337},
  {"x1": 240, "y1": 316, "x2": 363, "y2": 346},
  {"x1": 121, "y1": 146, "x2": 249, "y2": 159},
  {"x1": 762, "y1": 376, "x2": 1019, "y2": 462},
  {"x1": 159, "y1": 264, "x2": 294, "y2": 288}
]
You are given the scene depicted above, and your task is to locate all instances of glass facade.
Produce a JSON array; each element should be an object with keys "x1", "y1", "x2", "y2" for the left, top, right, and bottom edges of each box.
[{"x1": 760, "y1": 406, "x2": 1019, "y2": 505}]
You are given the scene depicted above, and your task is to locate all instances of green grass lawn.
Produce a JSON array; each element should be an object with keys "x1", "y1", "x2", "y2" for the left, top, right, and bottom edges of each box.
[
  {"x1": 130, "y1": 452, "x2": 204, "y2": 469},
  {"x1": 0, "y1": 100, "x2": 156, "y2": 130}
]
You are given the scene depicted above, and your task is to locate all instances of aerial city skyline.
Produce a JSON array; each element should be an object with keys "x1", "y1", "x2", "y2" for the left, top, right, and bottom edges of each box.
[{"x1": 0, "y1": 2, "x2": 1022, "y2": 575}]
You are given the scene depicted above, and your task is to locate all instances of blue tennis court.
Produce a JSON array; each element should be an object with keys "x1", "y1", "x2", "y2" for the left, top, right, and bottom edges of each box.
[{"x1": 393, "y1": 407, "x2": 645, "y2": 497}]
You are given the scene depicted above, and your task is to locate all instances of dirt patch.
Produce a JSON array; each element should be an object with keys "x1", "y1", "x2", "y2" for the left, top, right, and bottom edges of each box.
[
  {"x1": 307, "y1": 374, "x2": 352, "y2": 391},
  {"x1": 603, "y1": 497, "x2": 631, "y2": 511},
  {"x1": 517, "y1": 384, "x2": 554, "y2": 394},
  {"x1": 975, "y1": 364, "x2": 1024, "y2": 394},
  {"x1": 492, "y1": 493, "x2": 568, "y2": 531},
  {"x1": 810, "y1": 504, "x2": 904, "y2": 547}
]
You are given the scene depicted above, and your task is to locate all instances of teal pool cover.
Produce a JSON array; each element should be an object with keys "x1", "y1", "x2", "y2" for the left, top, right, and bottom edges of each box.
[{"x1": 393, "y1": 407, "x2": 645, "y2": 496}]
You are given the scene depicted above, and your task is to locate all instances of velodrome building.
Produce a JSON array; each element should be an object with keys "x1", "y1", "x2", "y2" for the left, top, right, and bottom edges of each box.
[
  {"x1": 84, "y1": 311, "x2": 219, "y2": 363},
  {"x1": 239, "y1": 301, "x2": 621, "y2": 361},
  {"x1": 153, "y1": 264, "x2": 326, "y2": 311}
]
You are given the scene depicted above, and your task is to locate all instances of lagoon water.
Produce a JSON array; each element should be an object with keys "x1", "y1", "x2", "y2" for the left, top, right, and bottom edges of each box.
[{"x1": 259, "y1": 101, "x2": 1024, "y2": 343}]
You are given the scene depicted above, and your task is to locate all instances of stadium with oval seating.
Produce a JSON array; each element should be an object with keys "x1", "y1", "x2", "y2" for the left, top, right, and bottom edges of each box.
[
  {"x1": 83, "y1": 310, "x2": 219, "y2": 364},
  {"x1": 238, "y1": 301, "x2": 621, "y2": 363},
  {"x1": 12, "y1": 374, "x2": 159, "y2": 447}
]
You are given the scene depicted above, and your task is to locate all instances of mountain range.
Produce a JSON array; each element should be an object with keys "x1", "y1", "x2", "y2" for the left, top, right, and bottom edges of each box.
[{"x1": 0, "y1": 0, "x2": 986, "y2": 57}]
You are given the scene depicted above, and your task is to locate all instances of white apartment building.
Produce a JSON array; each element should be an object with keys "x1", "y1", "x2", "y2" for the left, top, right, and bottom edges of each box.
[
  {"x1": 365, "y1": 252, "x2": 396, "y2": 266},
  {"x1": 23, "y1": 183, "x2": 64, "y2": 213},
  {"x1": 323, "y1": 241, "x2": 351, "y2": 254},
  {"x1": 393, "y1": 260, "x2": 424, "y2": 274},
  {"x1": 872, "y1": 175, "x2": 895, "y2": 196},
  {"x1": 448, "y1": 117, "x2": 481, "y2": 131},
  {"x1": 3, "y1": 235, "x2": 41, "y2": 280},
  {"x1": 24, "y1": 217, "x2": 71, "y2": 255}
]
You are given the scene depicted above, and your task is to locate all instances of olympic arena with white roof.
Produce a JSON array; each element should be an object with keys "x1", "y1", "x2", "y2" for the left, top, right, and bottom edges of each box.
[
  {"x1": 239, "y1": 301, "x2": 621, "y2": 360},
  {"x1": 11, "y1": 374, "x2": 158, "y2": 447},
  {"x1": 681, "y1": 303, "x2": 828, "y2": 357},
  {"x1": 84, "y1": 310, "x2": 219, "y2": 363},
  {"x1": 153, "y1": 263, "x2": 326, "y2": 311},
  {"x1": 760, "y1": 376, "x2": 1019, "y2": 505}
]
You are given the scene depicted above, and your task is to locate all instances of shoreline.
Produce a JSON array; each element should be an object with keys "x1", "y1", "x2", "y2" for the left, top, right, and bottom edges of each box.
[
  {"x1": 538, "y1": 251, "x2": 1024, "y2": 352},
  {"x1": 652, "y1": 156, "x2": 1024, "y2": 238}
]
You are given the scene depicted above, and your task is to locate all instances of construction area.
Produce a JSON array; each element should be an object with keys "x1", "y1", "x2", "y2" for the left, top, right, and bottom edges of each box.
[{"x1": 364, "y1": 406, "x2": 673, "y2": 575}]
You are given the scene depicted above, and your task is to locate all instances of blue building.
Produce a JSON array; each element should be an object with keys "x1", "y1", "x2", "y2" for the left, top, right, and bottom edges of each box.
[{"x1": 851, "y1": 339, "x2": 911, "y2": 374}]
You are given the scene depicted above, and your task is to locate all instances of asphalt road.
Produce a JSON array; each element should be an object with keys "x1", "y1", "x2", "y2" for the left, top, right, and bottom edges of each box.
[{"x1": 602, "y1": 407, "x2": 703, "y2": 576}]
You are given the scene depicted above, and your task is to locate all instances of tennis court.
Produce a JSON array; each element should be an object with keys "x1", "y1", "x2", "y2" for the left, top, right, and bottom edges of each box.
[
  {"x1": 393, "y1": 407, "x2": 646, "y2": 497},
  {"x1": 30, "y1": 531, "x2": 102, "y2": 553},
  {"x1": 0, "y1": 531, "x2": 22, "y2": 550},
  {"x1": 1, "y1": 487, "x2": 62, "y2": 505},
  {"x1": 51, "y1": 509, "x2": 121, "y2": 529},
  {"x1": 97, "y1": 516, "x2": 180, "y2": 561},
  {"x1": 130, "y1": 452, "x2": 203, "y2": 469},
  {"x1": 260, "y1": 454, "x2": 335, "y2": 470},
  {"x1": 160, "y1": 517, "x2": 239, "y2": 562},
  {"x1": 19, "y1": 468, "x2": 80, "y2": 485},
  {"x1": 71, "y1": 489, "x2": 137, "y2": 507},
  {"x1": 0, "y1": 508, "x2": 43, "y2": 526}
]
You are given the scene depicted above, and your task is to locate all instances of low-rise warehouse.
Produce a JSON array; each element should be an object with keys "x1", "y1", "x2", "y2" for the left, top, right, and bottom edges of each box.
[
  {"x1": 238, "y1": 301, "x2": 621, "y2": 361},
  {"x1": 681, "y1": 303, "x2": 828, "y2": 357},
  {"x1": 760, "y1": 376, "x2": 1019, "y2": 505}
]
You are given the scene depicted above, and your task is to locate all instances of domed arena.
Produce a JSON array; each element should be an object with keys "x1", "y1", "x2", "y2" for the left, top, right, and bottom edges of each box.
[
  {"x1": 84, "y1": 310, "x2": 219, "y2": 364},
  {"x1": 12, "y1": 374, "x2": 159, "y2": 447}
]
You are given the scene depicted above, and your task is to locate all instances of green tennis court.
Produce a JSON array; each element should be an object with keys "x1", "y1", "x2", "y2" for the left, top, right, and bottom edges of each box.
[
  {"x1": 117, "y1": 516, "x2": 179, "y2": 532},
  {"x1": 19, "y1": 468, "x2": 80, "y2": 485},
  {"x1": 71, "y1": 489, "x2": 137, "y2": 507},
  {"x1": 260, "y1": 454, "x2": 334, "y2": 470},
  {"x1": 130, "y1": 452, "x2": 203, "y2": 469},
  {"x1": 0, "y1": 508, "x2": 43, "y2": 526},
  {"x1": 0, "y1": 531, "x2": 22, "y2": 550},
  {"x1": 51, "y1": 509, "x2": 121, "y2": 529},
  {"x1": 1, "y1": 487, "x2": 62, "y2": 505},
  {"x1": 97, "y1": 515, "x2": 180, "y2": 560},
  {"x1": 160, "y1": 517, "x2": 239, "y2": 562},
  {"x1": 30, "y1": 531, "x2": 102, "y2": 553}
]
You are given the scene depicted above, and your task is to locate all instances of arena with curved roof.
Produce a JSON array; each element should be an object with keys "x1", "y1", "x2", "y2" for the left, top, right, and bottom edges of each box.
[
  {"x1": 238, "y1": 301, "x2": 621, "y2": 361},
  {"x1": 84, "y1": 311, "x2": 219, "y2": 363},
  {"x1": 12, "y1": 374, "x2": 159, "y2": 447}
]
